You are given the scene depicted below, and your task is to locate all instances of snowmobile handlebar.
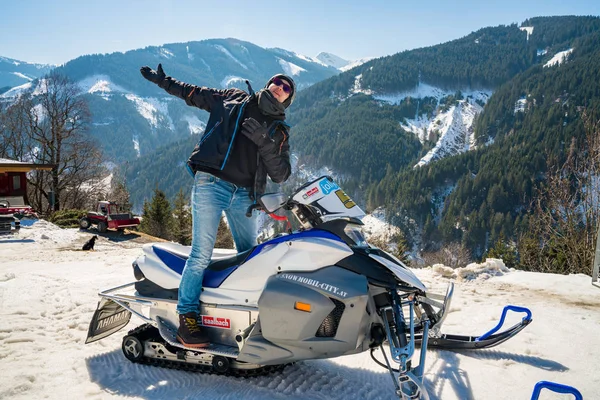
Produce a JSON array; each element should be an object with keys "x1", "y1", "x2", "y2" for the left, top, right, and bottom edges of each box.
[
  {"x1": 245, "y1": 204, "x2": 263, "y2": 217},
  {"x1": 245, "y1": 202, "x2": 290, "y2": 224}
]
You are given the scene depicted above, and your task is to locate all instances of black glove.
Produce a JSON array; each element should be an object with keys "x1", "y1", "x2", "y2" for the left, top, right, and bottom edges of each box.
[
  {"x1": 241, "y1": 118, "x2": 271, "y2": 146},
  {"x1": 140, "y1": 63, "x2": 166, "y2": 84}
]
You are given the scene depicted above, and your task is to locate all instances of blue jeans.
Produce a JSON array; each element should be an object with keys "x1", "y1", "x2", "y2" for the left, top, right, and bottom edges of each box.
[{"x1": 177, "y1": 171, "x2": 257, "y2": 315}]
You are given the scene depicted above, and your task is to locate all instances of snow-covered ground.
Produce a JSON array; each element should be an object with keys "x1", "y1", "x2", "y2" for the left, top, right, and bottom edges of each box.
[
  {"x1": 78, "y1": 75, "x2": 128, "y2": 96},
  {"x1": 544, "y1": 49, "x2": 574, "y2": 68},
  {"x1": 1, "y1": 221, "x2": 599, "y2": 400},
  {"x1": 370, "y1": 83, "x2": 492, "y2": 168},
  {"x1": 412, "y1": 100, "x2": 483, "y2": 168},
  {"x1": 124, "y1": 94, "x2": 175, "y2": 130}
]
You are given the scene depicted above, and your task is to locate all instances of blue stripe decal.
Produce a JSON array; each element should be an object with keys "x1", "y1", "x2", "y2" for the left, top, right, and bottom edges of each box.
[
  {"x1": 154, "y1": 246, "x2": 186, "y2": 275},
  {"x1": 221, "y1": 102, "x2": 248, "y2": 170},
  {"x1": 245, "y1": 229, "x2": 344, "y2": 262},
  {"x1": 152, "y1": 230, "x2": 343, "y2": 287},
  {"x1": 203, "y1": 265, "x2": 238, "y2": 288},
  {"x1": 152, "y1": 245, "x2": 240, "y2": 288}
]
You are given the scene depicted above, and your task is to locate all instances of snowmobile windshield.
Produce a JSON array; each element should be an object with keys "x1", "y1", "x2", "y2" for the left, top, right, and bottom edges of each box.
[{"x1": 343, "y1": 224, "x2": 368, "y2": 248}]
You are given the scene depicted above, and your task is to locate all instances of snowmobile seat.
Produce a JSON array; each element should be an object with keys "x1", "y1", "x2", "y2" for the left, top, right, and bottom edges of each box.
[{"x1": 149, "y1": 243, "x2": 253, "y2": 288}]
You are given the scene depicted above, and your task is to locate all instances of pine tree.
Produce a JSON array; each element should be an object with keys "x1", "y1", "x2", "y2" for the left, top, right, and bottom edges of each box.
[
  {"x1": 109, "y1": 179, "x2": 132, "y2": 212},
  {"x1": 172, "y1": 188, "x2": 191, "y2": 245},
  {"x1": 484, "y1": 233, "x2": 518, "y2": 269},
  {"x1": 390, "y1": 231, "x2": 411, "y2": 265},
  {"x1": 140, "y1": 188, "x2": 173, "y2": 240},
  {"x1": 215, "y1": 217, "x2": 234, "y2": 249}
]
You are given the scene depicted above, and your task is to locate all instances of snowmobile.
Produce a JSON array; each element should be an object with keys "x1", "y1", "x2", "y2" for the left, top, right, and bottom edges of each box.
[{"x1": 86, "y1": 176, "x2": 532, "y2": 400}]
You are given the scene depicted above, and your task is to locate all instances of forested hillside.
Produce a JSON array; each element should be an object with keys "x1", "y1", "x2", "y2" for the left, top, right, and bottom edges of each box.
[
  {"x1": 123, "y1": 16, "x2": 600, "y2": 270},
  {"x1": 281, "y1": 16, "x2": 600, "y2": 257},
  {"x1": 370, "y1": 33, "x2": 600, "y2": 256}
]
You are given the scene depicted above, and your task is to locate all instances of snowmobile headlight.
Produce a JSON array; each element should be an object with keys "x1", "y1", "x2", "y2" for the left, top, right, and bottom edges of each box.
[{"x1": 344, "y1": 224, "x2": 368, "y2": 248}]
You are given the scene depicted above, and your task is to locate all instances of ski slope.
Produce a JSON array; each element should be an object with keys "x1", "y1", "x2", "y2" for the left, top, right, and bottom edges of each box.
[{"x1": 1, "y1": 221, "x2": 598, "y2": 399}]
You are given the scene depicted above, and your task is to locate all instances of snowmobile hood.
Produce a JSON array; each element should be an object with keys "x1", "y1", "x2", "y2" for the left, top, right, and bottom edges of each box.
[{"x1": 368, "y1": 254, "x2": 427, "y2": 292}]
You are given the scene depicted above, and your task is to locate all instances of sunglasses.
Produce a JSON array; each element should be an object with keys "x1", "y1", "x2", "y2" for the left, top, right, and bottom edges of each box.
[{"x1": 272, "y1": 77, "x2": 292, "y2": 94}]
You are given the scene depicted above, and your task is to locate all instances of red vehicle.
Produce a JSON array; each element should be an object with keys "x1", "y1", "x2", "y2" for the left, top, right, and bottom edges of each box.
[
  {"x1": 1, "y1": 158, "x2": 52, "y2": 233},
  {"x1": 79, "y1": 201, "x2": 140, "y2": 233},
  {"x1": 0, "y1": 196, "x2": 38, "y2": 218},
  {"x1": 0, "y1": 196, "x2": 38, "y2": 234}
]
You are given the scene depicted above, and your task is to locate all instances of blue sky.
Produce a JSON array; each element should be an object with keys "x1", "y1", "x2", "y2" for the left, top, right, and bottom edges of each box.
[{"x1": 2, "y1": 0, "x2": 599, "y2": 65}]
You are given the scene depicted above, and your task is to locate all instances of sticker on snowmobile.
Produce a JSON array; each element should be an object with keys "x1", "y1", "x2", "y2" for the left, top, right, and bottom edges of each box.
[
  {"x1": 319, "y1": 179, "x2": 339, "y2": 195},
  {"x1": 201, "y1": 315, "x2": 231, "y2": 329},
  {"x1": 335, "y1": 190, "x2": 356, "y2": 209},
  {"x1": 279, "y1": 273, "x2": 348, "y2": 298},
  {"x1": 85, "y1": 298, "x2": 132, "y2": 344},
  {"x1": 302, "y1": 187, "x2": 319, "y2": 199}
]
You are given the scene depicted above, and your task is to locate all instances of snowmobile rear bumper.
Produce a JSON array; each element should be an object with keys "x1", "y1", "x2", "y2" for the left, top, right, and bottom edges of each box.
[
  {"x1": 86, "y1": 282, "x2": 155, "y2": 344},
  {"x1": 86, "y1": 296, "x2": 132, "y2": 344}
]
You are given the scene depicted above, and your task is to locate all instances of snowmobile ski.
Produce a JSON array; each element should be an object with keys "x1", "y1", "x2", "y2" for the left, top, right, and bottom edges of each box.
[
  {"x1": 417, "y1": 305, "x2": 533, "y2": 350},
  {"x1": 530, "y1": 381, "x2": 583, "y2": 400}
]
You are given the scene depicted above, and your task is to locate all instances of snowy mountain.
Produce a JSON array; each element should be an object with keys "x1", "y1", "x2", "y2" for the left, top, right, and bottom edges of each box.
[
  {"x1": 341, "y1": 45, "x2": 584, "y2": 169},
  {"x1": 1, "y1": 220, "x2": 598, "y2": 399},
  {"x1": 339, "y1": 57, "x2": 374, "y2": 72},
  {"x1": 292, "y1": 17, "x2": 600, "y2": 180},
  {"x1": 316, "y1": 52, "x2": 372, "y2": 71},
  {"x1": 280, "y1": 16, "x2": 600, "y2": 262},
  {"x1": 0, "y1": 56, "x2": 54, "y2": 92},
  {"x1": 372, "y1": 82, "x2": 493, "y2": 167},
  {"x1": 1, "y1": 39, "x2": 340, "y2": 162},
  {"x1": 316, "y1": 52, "x2": 349, "y2": 69}
]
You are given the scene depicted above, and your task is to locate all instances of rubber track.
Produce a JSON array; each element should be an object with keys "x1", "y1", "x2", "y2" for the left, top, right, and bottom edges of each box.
[{"x1": 125, "y1": 324, "x2": 287, "y2": 377}]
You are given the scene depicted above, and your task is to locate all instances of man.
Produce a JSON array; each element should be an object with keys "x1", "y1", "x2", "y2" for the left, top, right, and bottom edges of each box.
[{"x1": 140, "y1": 64, "x2": 295, "y2": 347}]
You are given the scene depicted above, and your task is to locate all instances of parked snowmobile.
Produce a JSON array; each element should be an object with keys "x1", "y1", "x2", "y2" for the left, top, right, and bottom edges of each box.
[{"x1": 86, "y1": 176, "x2": 532, "y2": 400}]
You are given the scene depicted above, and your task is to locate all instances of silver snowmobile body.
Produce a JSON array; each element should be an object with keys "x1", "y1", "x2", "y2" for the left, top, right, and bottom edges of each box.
[{"x1": 86, "y1": 176, "x2": 532, "y2": 399}]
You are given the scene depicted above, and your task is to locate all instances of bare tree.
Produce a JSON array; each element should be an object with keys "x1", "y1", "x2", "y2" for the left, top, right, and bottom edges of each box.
[
  {"x1": 422, "y1": 241, "x2": 472, "y2": 268},
  {"x1": 0, "y1": 95, "x2": 34, "y2": 160},
  {"x1": 21, "y1": 73, "x2": 104, "y2": 213},
  {"x1": 520, "y1": 113, "x2": 600, "y2": 274}
]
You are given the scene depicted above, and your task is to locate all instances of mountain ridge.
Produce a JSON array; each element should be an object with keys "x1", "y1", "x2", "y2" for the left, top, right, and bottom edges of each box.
[
  {"x1": 0, "y1": 56, "x2": 54, "y2": 92},
  {"x1": 2, "y1": 38, "x2": 340, "y2": 163}
]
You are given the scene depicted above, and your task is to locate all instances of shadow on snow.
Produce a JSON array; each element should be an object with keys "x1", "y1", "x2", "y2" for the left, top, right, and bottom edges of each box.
[{"x1": 86, "y1": 349, "x2": 399, "y2": 400}]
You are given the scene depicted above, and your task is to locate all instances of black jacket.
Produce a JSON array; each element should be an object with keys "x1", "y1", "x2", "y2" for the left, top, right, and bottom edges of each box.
[{"x1": 157, "y1": 77, "x2": 291, "y2": 199}]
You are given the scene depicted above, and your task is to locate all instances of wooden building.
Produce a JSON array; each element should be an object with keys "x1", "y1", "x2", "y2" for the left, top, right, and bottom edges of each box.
[{"x1": 0, "y1": 158, "x2": 54, "y2": 212}]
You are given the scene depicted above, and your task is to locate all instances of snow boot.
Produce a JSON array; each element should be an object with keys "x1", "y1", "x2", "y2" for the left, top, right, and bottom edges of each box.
[{"x1": 176, "y1": 312, "x2": 210, "y2": 348}]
